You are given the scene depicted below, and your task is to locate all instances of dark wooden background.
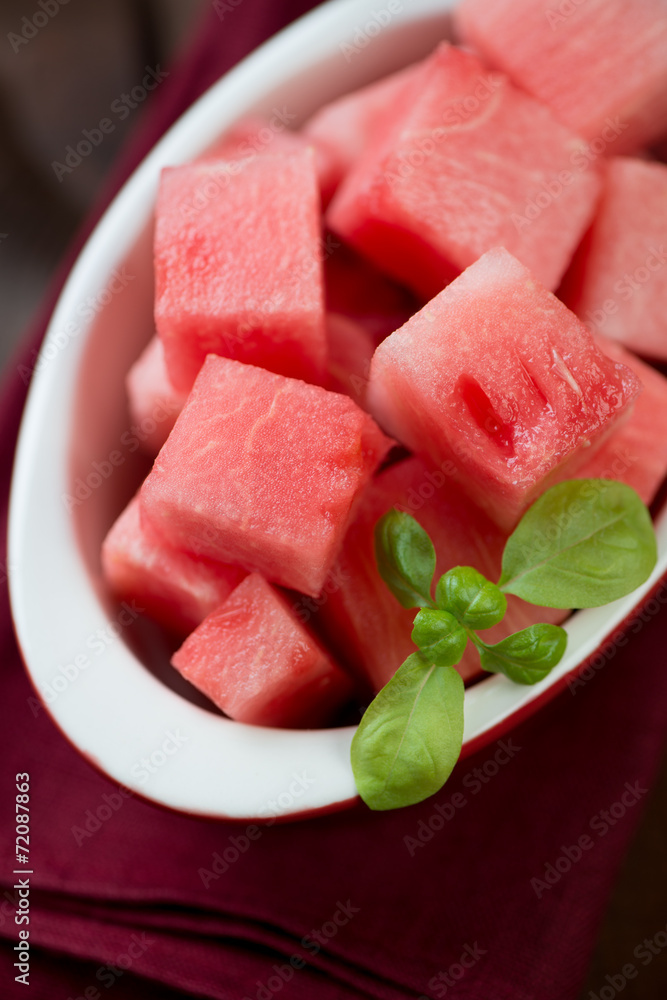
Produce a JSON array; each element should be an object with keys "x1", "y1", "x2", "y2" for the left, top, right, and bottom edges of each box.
[{"x1": 1, "y1": 1, "x2": 665, "y2": 995}]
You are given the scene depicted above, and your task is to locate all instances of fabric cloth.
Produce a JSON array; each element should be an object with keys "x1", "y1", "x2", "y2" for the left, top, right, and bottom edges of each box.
[{"x1": 2, "y1": 2, "x2": 667, "y2": 998}]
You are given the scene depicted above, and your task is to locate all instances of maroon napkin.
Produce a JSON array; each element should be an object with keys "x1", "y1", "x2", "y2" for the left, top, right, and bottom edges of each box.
[{"x1": 2, "y1": 3, "x2": 667, "y2": 998}]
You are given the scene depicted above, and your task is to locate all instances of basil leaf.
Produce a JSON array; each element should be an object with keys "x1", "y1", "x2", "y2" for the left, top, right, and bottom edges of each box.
[
  {"x1": 411, "y1": 609, "x2": 468, "y2": 666},
  {"x1": 374, "y1": 510, "x2": 436, "y2": 609},
  {"x1": 351, "y1": 653, "x2": 465, "y2": 810},
  {"x1": 435, "y1": 566, "x2": 507, "y2": 629},
  {"x1": 499, "y1": 480, "x2": 657, "y2": 608},
  {"x1": 478, "y1": 624, "x2": 567, "y2": 685}
]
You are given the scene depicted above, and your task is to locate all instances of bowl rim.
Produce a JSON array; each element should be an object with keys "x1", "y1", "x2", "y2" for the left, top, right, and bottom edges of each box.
[{"x1": 9, "y1": 0, "x2": 667, "y2": 821}]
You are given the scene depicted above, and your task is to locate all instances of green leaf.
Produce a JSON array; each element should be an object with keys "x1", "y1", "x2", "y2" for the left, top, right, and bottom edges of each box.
[
  {"x1": 411, "y1": 609, "x2": 468, "y2": 666},
  {"x1": 478, "y1": 624, "x2": 568, "y2": 685},
  {"x1": 435, "y1": 566, "x2": 507, "y2": 629},
  {"x1": 374, "y1": 510, "x2": 436, "y2": 609},
  {"x1": 499, "y1": 479, "x2": 657, "y2": 608},
  {"x1": 351, "y1": 653, "x2": 465, "y2": 810}
]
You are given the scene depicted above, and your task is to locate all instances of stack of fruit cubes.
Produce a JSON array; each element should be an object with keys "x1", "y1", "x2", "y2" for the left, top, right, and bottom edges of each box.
[{"x1": 102, "y1": 0, "x2": 667, "y2": 728}]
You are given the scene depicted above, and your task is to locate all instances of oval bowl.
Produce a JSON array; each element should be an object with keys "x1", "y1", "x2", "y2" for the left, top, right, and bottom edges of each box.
[{"x1": 9, "y1": 0, "x2": 667, "y2": 820}]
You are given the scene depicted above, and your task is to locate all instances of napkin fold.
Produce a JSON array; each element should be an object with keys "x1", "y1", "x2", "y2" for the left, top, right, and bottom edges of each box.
[{"x1": 2, "y1": 2, "x2": 667, "y2": 998}]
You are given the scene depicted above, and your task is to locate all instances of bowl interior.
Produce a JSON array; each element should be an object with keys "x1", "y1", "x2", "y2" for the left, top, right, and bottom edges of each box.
[{"x1": 9, "y1": 0, "x2": 667, "y2": 820}]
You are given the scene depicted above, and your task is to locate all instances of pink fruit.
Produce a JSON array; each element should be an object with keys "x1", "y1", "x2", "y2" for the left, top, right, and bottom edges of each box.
[
  {"x1": 327, "y1": 43, "x2": 600, "y2": 296},
  {"x1": 140, "y1": 355, "x2": 394, "y2": 597},
  {"x1": 560, "y1": 157, "x2": 667, "y2": 360},
  {"x1": 101, "y1": 495, "x2": 245, "y2": 635},
  {"x1": 367, "y1": 248, "x2": 641, "y2": 530},
  {"x1": 198, "y1": 115, "x2": 339, "y2": 203},
  {"x1": 325, "y1": 312, "x2": 375, "y2": 406},
  {"x1": 303, "y1": 62, "x2": 424, "y2": 195},
  {"x1": 155, "y1": 149, "x2": 327, "y2": 393},
  {"x1": 171, "y1": 573, "x2": 354, "y2": 727},
  {"x1": 126, "y1": 336, "x2": 187, "y2": 456},
  {"x1": 324, "y1": 240, "x2": 417, "y2": 343},
  {"x1": 455, "y1": 0, "x2": 667, "y2": 155},
  {"x1": 576, "y1": 337, "x2": 667, "y2": 506}
]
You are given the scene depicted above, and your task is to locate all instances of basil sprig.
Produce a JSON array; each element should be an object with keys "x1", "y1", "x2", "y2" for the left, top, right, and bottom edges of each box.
[
  {"x1": 352, "y1": 479, "x2": 657, "y2": 811},
  {"x1": 499, "y1": 479, "x2": 657, "y2": 608},
  {"x1": 374, "y1": 509, "x2": 436, "y2": 608},
  {"x1": 351, "y1": 654, "x2": 464, "y2": 811},
  {"x1": 474, "y1": 625, "x2": 568, "y2": 685}
]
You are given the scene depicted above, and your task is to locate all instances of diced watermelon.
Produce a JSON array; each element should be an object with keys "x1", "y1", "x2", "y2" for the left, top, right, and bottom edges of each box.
[
  {"x1": 171, "y1": 573, "x2": 354, "y2": 727},
  {"x1": 126, "y1": 336, "x2": 187, "y2": 456},
  {"x1": 325, "y1": 313, "x2": 375, "y2": 406},
  {"x1": 155, "y1": 149, "x2": 327, "y2": 393},
  {"x1": 576, "y1": 337, "x2": 667, "y2": 506},
  {"x1": 315, "y1": 457, "x2": 568, "y2": 693},
  {"x1": 455, "y1": 0, "x2": 667, "y2": 155},
  {"x1": 324, "y1": 240, "x2": 417, "y2": 343},
  {"x1": 101, "y1": 495, "x2": 245, "y2": 635},
  {"x1": 327, "y1": 43, "x2": 600, "y2": 296},
  {"x1": 140, "y1": 356, "x2": 394, "y2": 597},
  {"x1": 302, "y1": 62, "x2": 424, "y2": 195},
  {"x1": 367, "y1": 248, "x2": 641, "y2": 530},
  {"x1": 198, "y1": 115, "x2": 339, "y2": 203},
  {"x1": 560, "y1": 157, "x2": 667, "y2": 360}
]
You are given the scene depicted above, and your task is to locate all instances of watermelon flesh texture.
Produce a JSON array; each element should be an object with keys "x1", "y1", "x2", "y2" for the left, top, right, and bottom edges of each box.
[
  {"x1": 324, "y1": 239, "x2": 418, "y2": 343},
  {"x1": 367, "y1": 248, "x2": 642, "y2": 531},
  {"x1": 560, "y1": 157, "x2": 667, "y2": 360},
  {"x1": 171, "y1": 573, "x2": 355, "y2": 728},
  {"x1": 315, "y1": 457, "x2": 568, "y2": 693},
  {"x1": 126, "y1": 335, "x2": 187, "y2": 456},
  {"x1": 575, "y1": 336, "x2": 667, "y2": 506},
  {"x1": 140, "y1": 355, "x2": 394, "y2": 598},
  {"x1": 325, "y1": 312, "x2": 375, "y2": 407},
  {"x1": 198, "y1": 115, "x2": 339, "y2": 204},
  {"x1": 454, "y1": 0, "x2": 667, "y2": 156},
  {"x1": 327, "y1": 43, "x2": 601, "y2": 297},
  {"x1": 155, "y1": 149, "x2": 327, "y2": 394},
  {"x1": 302, "y1": 62, "x2": 424, "y2": 196},
  {"x1": 101, "y1": 495, "x2": 246, "y2": 636}
]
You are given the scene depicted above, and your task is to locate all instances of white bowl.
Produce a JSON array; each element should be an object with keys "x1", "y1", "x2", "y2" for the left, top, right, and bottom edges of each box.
[{"x1": 9, "y1": 0, "x2": 667, "y2": 821}]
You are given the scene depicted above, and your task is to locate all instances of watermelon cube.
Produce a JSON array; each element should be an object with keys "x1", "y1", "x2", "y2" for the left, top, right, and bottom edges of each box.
[
  {"x1": 155, "y1": 149, "x2": 327, "y2": 393},
  {"x1": 327, "y1": 43, "x2": 600, "y2": 296},
  {"x1": 140, "y1": 356, "x2": 394, "y2": 597},
  {"x1": 315, "y1": 457, "x2": 568, "y2": 693},
  {"x1": 455, "y1": 0, "x2": 667, "y2": 155},
  {"x1": 325, "y1": 312, "x2": 376, "y2": 407},
  {"x1": 171, "y1": 573, "x2": 354, "y2": 727},
  {"x1": 198, "y1": 115, "x2": 339, "y2": 203},
  {"x1": 560, "y1": 158, "x2": 667, "y2": 360},
  {"x1": 101, "y1": 495, "x2": 245, "y2": 635},
  {"x1": 302, "y1": 61, "x2": 424, "y2": 196},
  {"x1": 126, "y1": 336, "x2": 187, "y2": 456},
  {"x1": 367, "y1": 248, "x2": 641, "y2": 530},
  {"x1": 576, "y1": 337, "x2": 667, "y2": 506},
  {"x1": 324, "y1": 240, "x2": 417, "y2": 343}
]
